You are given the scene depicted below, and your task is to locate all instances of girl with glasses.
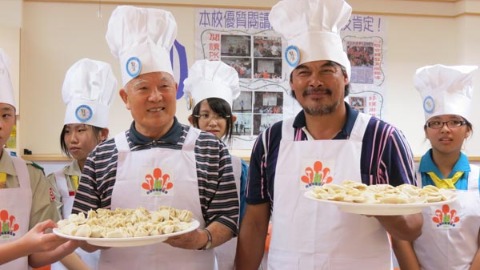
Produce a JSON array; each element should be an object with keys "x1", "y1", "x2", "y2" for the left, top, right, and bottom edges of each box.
[
  {"x1": 184, "y1": 60, "x2": 247, "y2": 270},
  {"x1": 392, "y1": 64, "x2": 480, "y2": 270}
]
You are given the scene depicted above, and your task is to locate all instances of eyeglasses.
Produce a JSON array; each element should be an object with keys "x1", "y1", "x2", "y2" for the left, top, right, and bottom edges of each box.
[
  {"x1": 193, "y1": 113, "x2": 230, "y2": 122},
  {"x1": 426, "y1": 120, "x2": 466, "y2": 129}
]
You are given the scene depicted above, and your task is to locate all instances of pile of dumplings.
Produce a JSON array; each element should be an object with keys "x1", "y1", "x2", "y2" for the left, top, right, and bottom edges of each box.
[
  {"x1": 311, "y1": 180, "x2": 454, "y2": 204},
  {"x1": 57, "y1": 206, "x2": 194, "y2": 238}
]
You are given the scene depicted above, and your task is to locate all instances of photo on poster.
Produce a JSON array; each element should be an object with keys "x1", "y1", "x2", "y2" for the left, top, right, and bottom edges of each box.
[
  {"x1": 221, "y1": 57, "x2": 252, "y2": 79},
  {"x1": 233, "y1": 113, "x2": 253, "y2": 136},
  {"x1": 232, "y1": 91, "x2": 253, "y2": 113},
  {"x1": 221, "y1": 35, "x2": 251, "y2": 57},
  {"x1": 253, "y1": 36, "x2": 282, "y2": 58},
  {"x1": 349, "y1": 96, "x2": 366, "y2": 113},
  {"x1": 253, "y1": 59, "x2": 282, "y2": 79},
  {"x1": 254, "y1": 91, "x2": 283, "y2": 114},
  {"x1": 253, "y1": 113, "x2": 283, "y2": 135},
  {"x1": 346, "y1": 41, "x2": 374, "y2": 84}
]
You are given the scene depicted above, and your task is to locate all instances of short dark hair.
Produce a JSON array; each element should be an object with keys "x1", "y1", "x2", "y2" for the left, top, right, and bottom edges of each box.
[
  {"x1": 191, "y1": 98, "x2": 234, "y2": 143},
  {"x1": 289, "y1": 61, "x2": 350, "y2": 99}
]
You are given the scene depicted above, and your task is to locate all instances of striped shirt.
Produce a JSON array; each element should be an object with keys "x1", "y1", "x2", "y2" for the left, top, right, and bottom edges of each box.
[
  {"x1": 72, "y1": 119, "x2": 239, "y2": 234},
  {"x1": 246, "y1": 103, "x2": 417, "y2": 206}
]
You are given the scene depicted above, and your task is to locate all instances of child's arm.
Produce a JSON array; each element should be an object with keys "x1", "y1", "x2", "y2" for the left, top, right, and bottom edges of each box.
[{"x1": 0, "y1": 220, "x2": 66, "y2": 265}]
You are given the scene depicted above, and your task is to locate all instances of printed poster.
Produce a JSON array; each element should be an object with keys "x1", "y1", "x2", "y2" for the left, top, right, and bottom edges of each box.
[{"x1": 195, "y1": 9, "x2": 387, "y2": 149}]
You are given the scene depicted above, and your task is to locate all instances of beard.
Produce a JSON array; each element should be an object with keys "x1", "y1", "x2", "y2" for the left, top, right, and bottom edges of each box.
[{"x1": 301, "y1": 87, "x2": 341, "y2": 116}]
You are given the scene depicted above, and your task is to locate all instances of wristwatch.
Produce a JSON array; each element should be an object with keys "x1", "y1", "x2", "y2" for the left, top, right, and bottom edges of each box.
[{"x1": 199, "y1": 228, "x2": 212, "y2": 250}]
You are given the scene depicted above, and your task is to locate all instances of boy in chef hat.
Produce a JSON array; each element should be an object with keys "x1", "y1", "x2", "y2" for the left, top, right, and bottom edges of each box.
[
  {"x1": 184, "y1": 59, "x2": 247, "y2": 269},
  {"x1": 73, "y1": 6, "x2": 239, "y2": 270},
  {"x1": 236, "y1": 0, "x2": 420, "y2": 269},
  {"x1": 392, "y1": 64, "x2": 480, "y2": 269},
  {"x1": 49, "y1": 58, "x2": 116, "y2": 270},
  {"x1": 0, "y1": 48, "x2": 79, "y2": 268}
]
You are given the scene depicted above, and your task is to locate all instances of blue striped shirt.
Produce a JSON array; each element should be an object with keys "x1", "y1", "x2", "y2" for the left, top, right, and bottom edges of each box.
[
  {"x1": 246, "y1": 103, "x2": 417, "y2": 206},
  {"x1": 72, "y1": 119, "x2": 239, "y2": 234}
]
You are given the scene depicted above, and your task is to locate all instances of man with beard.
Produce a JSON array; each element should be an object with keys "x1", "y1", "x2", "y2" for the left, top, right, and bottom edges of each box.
[{"x1": 235, "y1": 0, "x2": 422, "y2": 269}]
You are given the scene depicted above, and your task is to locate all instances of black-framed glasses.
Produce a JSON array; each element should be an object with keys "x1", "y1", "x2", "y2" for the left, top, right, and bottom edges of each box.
[
  {"x1": 193, "y1": 113, "x2": 231, "y2": 122},
  {"x1": 426, "y1": 120, "x2": 466, "y2": 129}
]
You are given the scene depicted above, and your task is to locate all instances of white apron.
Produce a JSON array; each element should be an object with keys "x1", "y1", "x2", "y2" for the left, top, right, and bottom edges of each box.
[
  {"x1": 98, "y1": 129, "x2": 215, "y2": 270},
  {"x1": 213, "y1": 155, "x2": 241, "y2": 270},
  {"x1": 51, "y1": 169, "x2": 100, "y2": 270},
  {"x1": 0, "y1": 157, "x2": 31, "y2": 270},
  {"x1": 415, "y1": 165, "x2": 480, "y2": 270},
  {"x1": 268, "y1": 114, "x2": 392, "y2": 270}
]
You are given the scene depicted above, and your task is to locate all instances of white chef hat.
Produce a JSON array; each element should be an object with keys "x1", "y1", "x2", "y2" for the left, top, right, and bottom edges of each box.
[
  {"x1": 415, "y1": 64, "x2": 478, "y2": 122},
  {"x1": 269, "y1": 0, "x2": 352, "y2": 78},
  {"x1": 0, "y1": 49, "x2": 16, "y2": 110},
  {"x1": 106, "y1": 5, "x2": 177, "y2": 86},
  {"x1": 183, "y1": 60, "x2": 240, "y2": 110},
  {"x1": 62, "y1": 58, "x2": 117, "y2": 128}
]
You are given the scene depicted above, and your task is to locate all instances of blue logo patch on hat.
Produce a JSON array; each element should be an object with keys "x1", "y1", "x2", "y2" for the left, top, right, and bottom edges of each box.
[
  {"x1": 285, "y1": 45, "x2": 300, "y2": 67},
  {"x1": 126, "y1": 57, "x2": 142, "y2": 78},
  {"x1": 75, "y1": 105, "x2": 93, "y2": 123},
  {"x1": 423, "y1": 96, "x2": 435, "y2": 114}
]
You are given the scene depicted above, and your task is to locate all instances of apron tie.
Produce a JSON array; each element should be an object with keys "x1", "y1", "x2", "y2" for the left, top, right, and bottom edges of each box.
[{"x1": 426, "y1": 171, "x2": 464, "y2": 190}]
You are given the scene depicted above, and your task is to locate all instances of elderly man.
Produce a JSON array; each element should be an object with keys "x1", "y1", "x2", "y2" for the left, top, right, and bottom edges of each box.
[
  {"x1": 235, "y1": 0, "x2": 422, "y2": 269},
  {"x1": 72, "y1": 6, "x2": 238, "y2": 270}
]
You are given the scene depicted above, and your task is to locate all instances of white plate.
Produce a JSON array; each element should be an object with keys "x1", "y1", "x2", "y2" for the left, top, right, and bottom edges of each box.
[
  {"x1": 53, "y1": 219, "x2": 200, "y2": 247},
  {"x1": 304, "y1": 191, "x2": 457, "y2": 216}
]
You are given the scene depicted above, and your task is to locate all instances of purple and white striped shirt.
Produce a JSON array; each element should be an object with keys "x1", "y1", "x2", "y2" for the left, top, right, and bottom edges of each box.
[{"x1": 246, "y1": 103, "x2": 417, "y2": 206}]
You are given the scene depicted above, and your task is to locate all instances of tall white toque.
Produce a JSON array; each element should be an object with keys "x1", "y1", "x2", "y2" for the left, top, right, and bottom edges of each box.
[
  {"x1": 0, "y1": 49, "x2": 17, "y2": 110},
  {"x1": 269, "y1": 0, "x2": 352, "y2": 78},
  {"x1": 414, "y1": 64, "x2": 478, "y2": 122},
  {"x1": 62, "y1": 58, "x2": 117, "y2": 128},
  {"x1": 183, "y1": 60, "x2": 240, "y2": 110},
  {"x1": 106, "y1": 5, "x2": 178, "y2": 86}
]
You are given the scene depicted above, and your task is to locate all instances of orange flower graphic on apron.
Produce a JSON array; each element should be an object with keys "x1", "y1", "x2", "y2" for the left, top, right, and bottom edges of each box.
[
  {"x1": 301, "y1": 161, "x2": 333, "y2": 187},
  {"x1": 0, "y1": 209, "x2": 19, "y2": 238},
  {"x1": 432, "y1": 204, "x2": 460, "y2": 227},
  {"x1": 141, "y1": 168, "x2": 173, "y2": 195}
]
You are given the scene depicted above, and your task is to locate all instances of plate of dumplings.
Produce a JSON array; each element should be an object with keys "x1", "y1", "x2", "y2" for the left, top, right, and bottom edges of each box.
[
  {"x1": 53, "y1": 206, "x2": 200, "y2": 247},
  {"x1": 304, "y1": 181, "x2": 456, "y2": 216}
]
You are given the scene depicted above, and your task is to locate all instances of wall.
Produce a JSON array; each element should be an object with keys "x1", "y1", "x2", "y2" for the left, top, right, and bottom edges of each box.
[{"x1": 5, "y1": 0, "x2": 480, "y2": 159}]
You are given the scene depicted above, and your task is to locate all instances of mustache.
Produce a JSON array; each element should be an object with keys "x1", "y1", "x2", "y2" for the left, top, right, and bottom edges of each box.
[{"x1": 302, "y1": 87, "x2": 332, "y2": 97}]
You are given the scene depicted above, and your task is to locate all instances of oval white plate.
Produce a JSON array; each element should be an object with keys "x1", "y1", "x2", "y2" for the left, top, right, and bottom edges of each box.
[
  {"x1": 53, "y1": 219, "x2": 200, "y2": 247},
  {"x1": 304, "y1": 191, "x2": 457, "y2": 216}
]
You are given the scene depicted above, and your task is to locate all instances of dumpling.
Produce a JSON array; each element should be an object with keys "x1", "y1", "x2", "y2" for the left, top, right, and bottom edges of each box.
[{"x1": 74, "y1": 224, "x2": 91, "y2": 237}]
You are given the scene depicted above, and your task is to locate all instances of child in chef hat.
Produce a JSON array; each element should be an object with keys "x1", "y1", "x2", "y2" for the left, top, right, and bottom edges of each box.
[
  {"x1": 392, "y1": 64, "x2": 480, "y2": 270},
  {"x1": 49, "y1": 58, "x2": 116, "y2": 270},
  {"x1": 184, "y1": 59, "x2": 246, "y2": 270},
  {"x1": 0, "y1": 49, "x2": 79, "y2": 268},
  {"x1": 184, "y1": 59, "x2": 241, "y2": 142}
]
